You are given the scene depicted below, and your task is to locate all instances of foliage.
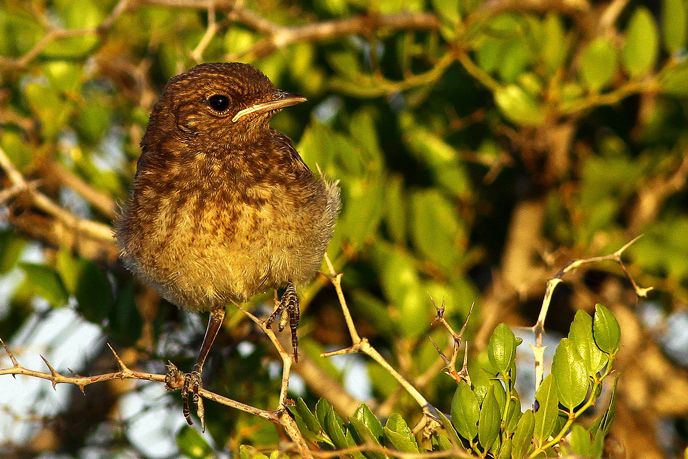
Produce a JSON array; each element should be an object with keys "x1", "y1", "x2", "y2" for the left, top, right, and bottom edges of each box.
[
  {"x1": 0, "y1": 0, "x2": 687, "y2": 457},
  {"x1": 268, "y1": 305, "x2": 619, "y2": 458}
]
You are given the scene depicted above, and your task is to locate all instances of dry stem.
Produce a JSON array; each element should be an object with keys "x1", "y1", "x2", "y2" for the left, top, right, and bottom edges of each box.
[
  {"x1": 531, "y1": 235, "x2": 651, "y2": 389},
  {"x1": 321, "y1": 254, "x2": 436, "y2": 420}
]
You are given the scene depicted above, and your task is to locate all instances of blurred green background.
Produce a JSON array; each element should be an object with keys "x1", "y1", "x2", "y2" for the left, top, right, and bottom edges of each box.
[{"x1": 0, "y1": 0, "x2": 687, "y2": 457}]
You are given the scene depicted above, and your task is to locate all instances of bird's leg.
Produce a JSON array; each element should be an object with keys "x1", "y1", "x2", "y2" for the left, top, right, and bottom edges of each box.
[
  {"x1": 167, "y1": 305, "x2": 225, "y2": 431},
  {"x1": 265, "y1": 281, "x2": 300, "y2": 362}
]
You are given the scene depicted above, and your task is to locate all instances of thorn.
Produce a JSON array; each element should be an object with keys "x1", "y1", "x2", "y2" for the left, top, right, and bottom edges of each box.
[
  {"x1": 321, "y1": 345, "x2": 356, "y2": 358},
  {"x1": 457, "y1": 301, "x2": 476, "y2": 339},
  {"x1": 430, "y1": 296, "x2": 445, "y2": 323},
  {"x1": 0, "y1": 338, "x2": 20, "y2": 368},
  {"x1": 107, "y1": 343, "x2": 128, "y2": 372},
  {"x1": 78, "y1": 384, "x2": 86, "y2": 395},
  {"x1": 429, "y1": 337, "x2": 450, "y2": 367},
  {"x1": 40, "y1": 355, "x2": 59, "y2": 390},
  {"x1": 614, "y1": 234, "x2": 644, "y2": 257}
]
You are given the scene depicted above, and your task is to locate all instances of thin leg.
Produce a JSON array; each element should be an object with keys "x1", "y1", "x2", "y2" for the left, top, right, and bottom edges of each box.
[
  {"x1": 265, "y1": 282, "x2": 300, "y2": 362},
  {"x1": 170, "y1": 305, "x2": 225, "y2": 430},
  {"x1": 194, "y1": 306, "x2": 226, "y2": 373}
]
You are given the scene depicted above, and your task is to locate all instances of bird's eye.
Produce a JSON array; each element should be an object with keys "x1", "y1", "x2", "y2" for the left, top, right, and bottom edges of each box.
[{"x1": 208, "y1": 94, "x2": 230, "y2": 112}]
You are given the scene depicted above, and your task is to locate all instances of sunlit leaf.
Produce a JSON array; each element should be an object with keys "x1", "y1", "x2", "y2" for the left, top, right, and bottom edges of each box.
[{"x1": 622, "y1": 7, "x2": 659, "y2": 78}]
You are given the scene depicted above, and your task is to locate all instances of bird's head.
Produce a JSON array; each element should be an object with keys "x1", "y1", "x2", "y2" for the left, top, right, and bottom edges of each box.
[{"x1": 143, "y1": 62, "x2": 306, "y2": 148}]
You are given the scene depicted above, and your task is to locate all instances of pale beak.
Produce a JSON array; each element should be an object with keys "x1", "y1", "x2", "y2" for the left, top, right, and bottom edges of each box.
[{"x1": 231, "y1": 91, "x2": 307, "y2": 123}]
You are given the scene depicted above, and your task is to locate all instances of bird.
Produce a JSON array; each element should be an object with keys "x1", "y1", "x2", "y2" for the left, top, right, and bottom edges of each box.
[{"x1": 114, "y1": 62, "x2": 340, "y2": 428}]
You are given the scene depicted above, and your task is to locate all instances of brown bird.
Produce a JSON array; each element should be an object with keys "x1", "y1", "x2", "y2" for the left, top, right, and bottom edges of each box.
[{"x1": 114, "y1": 62, "x2": 340, "y2": 427}]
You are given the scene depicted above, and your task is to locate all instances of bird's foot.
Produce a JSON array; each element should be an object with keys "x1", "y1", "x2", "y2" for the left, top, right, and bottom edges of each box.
[
  {"x1": 165, "y1": 362, "x2": 206, "y2": 431},
  {"x1": 265, "y1": 282, "x2": 300, "y2": 362}
]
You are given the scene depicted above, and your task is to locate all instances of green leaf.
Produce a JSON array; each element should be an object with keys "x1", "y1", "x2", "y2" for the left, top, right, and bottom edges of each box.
[
  {"x1": 622, "y1": 7, "x2": 659, "y2": 78},
  {"x1": 400, "y1": 118, "x2": 471, "y2": 198},
  {"x1": 451, "y1": 381, "x2": 480, "y2": 440},
  {"x1": 324, "y1": 408, "x2": 361, "y2": 457},
  {"x1": 0, "y1": 230, "x2": 26, "y2": 274},
  {"x1": 176, "y1": 425, "x2": 213, "y2": 459},
  {"x1": 593, "y1": 304, "x2": 621, "y2": 355},
  {"x1": 384, "y1": 413, "x2": 419, "y2": 453},
  {"x1": 327, "y1": 50, "x2": 361, "y2": 79},
  {"x1": 23, "y1": 81, "x2": 72, "y2": 139},
  {"x1": 579, "y1": 38, "x2": 617, "y2": 92},
  {"x1": 533, "y1": 375, "x2": 559, "y2": 444},
  {"x1": 19, "y1": 263, "x2": 69, "y2": 307},
  {"x1": 349, "y1": 407, "x2": 385, "y2": 459},
  {"x1": 541, "y1": 13, "x2": 568, "y2": 75},
  {"x1": 495, "y1": 84, "x2": 545, "y2": 126},
  {"x1": 590, "y1": 377, "x2": 619, "y2": 437},
  {"x1": 44, "y1": 61, "x2": 82, "y2": 93},
  {"x1": 552, "y1": 338, "x2": 589, "y2": 410},
  {"x1": 1, "y1": 130, "x2": 32, "y2": 171},
  {"x1": 505, "y1": 395, "x2": 522, "y2": 434},
  {"x1": 315, "y1": 398, "x2": 334, "y2": 429},
  {"x1": 373, "y1": 244, "x2": 427, "y2": 338},
  {"x1": 224, "y1": 27, "x2": 256, "y2": 56},
  {"x1": 339, "y1": 179, "x2": 385, "y2": 249},
  {"x1": 488, "y1": 323, "x2": 517, "y2": 373},
  {"x1": 568, "y1": 310, "x2": 608, "y2": 375},
  {"x1": 660, "y1": 62, "x2": 688, "y2": 96},
  {"x1": 511, "y1": 409, "x2": 534, "y2": 458},
  {"x1": 436, "y1": 410, "x2": 463, "y2": 450},
  {"x1": 498, "y1": 41, "x2": 534, "y2": 83},
  {"x1": 498, "y1": 437, "x2": 513, "y2": 459},
  {"x1": 350, "y1": 403, "x2": 386, "y2": 458},
  {"x1": 570, "y1": 424, "x2": 595, "y2": 458},
  {"x1": 292, "y1": 398, "x2": 322, "y2": 435},
  {"x1": 353, "y1": 403, "x2": 384, "y2": 440},
  {"x1": 478, "y1": 385, "x2": 501, "y2": 451},
  {"x1": 490, "y1": 380, "x2": 507, "y2": 417},
  {"x1": 410, "y1": 189, "x2": 464, "y2": 272},
  {"x1": 662, "y1": 0, "x2": 687, "y2": 53},
  {"x1": 384, "y1": 175, "x2": 407, "y2": 244},
  {"x1": 431, "y1": 0, "x2": 460, "y2": 24}
]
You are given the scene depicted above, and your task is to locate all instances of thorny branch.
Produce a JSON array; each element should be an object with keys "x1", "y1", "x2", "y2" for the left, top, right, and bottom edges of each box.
[
  {"x1": 0, "y1": 332, "x2": 313, "y2": 457},
  {"x1": 426, "y1": 300, "x2": 474, "y2": 386},
  {"x1": 531, "y1": 235, "x2": 652, "y2": 389},
  {"x1": 321, "y1": 255, "x2": 437, "y2": 422}
]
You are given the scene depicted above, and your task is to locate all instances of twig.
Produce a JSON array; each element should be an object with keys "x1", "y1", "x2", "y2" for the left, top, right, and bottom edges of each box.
[
  {"x1": 531, "y1": 236, "x2": 651, "y2": 389},
  {"x1": 321, "y1": 254, "x2": 436, "y2": 419},
  {"x1": 0, "y1": 0, "x2": 129, "y2": 70},
  {"x1": 0, "y1": 146, "x2": 113, "y2": 244},
  {"x1": 0, "y1": 338, "x2": 313, "y2": 457},
  {"x1": 47, "y1": 162, "x2": 116, "y2": 218},
  {"x1": 421, "y1": 300, "x2": 474, "y2": 386},
  {"x1": 235, "y1": 305, "x2": 293, "y2": 409},
  {"x1": 190, "y1": 1, "x2": 219, "y2": 63}
]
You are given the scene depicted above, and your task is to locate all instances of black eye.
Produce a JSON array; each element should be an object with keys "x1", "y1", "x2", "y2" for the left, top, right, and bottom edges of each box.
[{"x1": 208, "y1": 94, "x2": 230, "y2": 112}]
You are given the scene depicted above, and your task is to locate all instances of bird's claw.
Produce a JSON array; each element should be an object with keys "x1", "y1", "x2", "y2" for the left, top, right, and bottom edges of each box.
[
  {"x1": 165, "y1": 363, "x2": 206, "y2": 431},
  {"x1": 265, "y1": 282, "x2": 300, "y2": 362}
]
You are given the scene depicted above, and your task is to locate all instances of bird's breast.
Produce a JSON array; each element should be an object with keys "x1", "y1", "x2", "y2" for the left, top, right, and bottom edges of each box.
[{"x1": 117, "y1": 152, "x2": 335, "y2": 311}]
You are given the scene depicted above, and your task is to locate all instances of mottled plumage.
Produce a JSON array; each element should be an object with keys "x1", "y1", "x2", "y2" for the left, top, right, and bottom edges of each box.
[
  {"x1": 114, "y1": 62, "x2": 339, "y2": 427},
  {"x1": 116, "y1": 63, "x2": 339, "y2": 309}
]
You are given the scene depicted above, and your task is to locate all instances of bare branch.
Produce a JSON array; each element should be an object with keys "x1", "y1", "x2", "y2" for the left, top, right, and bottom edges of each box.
[
  {"x1": 322, "y1": 254, "x2": 436, "y2": 420},
  {"x1": 531, "y1": 236, "x2": 651, "y2": 389}
]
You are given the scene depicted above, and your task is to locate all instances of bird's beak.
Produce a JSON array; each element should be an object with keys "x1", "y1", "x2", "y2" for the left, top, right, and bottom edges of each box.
[{"x1": 232, "y1": 91, "x2": 307, "y2": 123}]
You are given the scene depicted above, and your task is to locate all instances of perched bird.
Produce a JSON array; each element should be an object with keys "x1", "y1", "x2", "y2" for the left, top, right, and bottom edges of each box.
[{"x1": 114, "y1": 62, "x2": 340, "y2": 427}]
